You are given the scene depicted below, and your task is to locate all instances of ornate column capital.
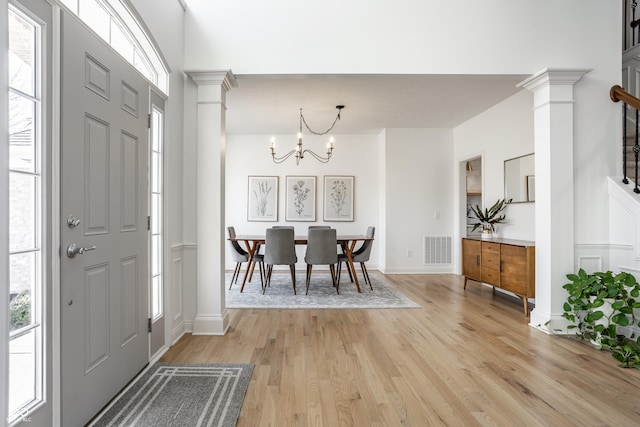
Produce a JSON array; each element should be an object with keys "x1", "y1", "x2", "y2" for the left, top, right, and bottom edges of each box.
[{"x1": 186, "y1": 70, "x2": 238, "y2": 91}]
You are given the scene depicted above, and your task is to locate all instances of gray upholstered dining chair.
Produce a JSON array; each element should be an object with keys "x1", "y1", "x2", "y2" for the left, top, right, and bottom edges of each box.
[
  {"x1": 337, "y1": 226, "x2": 375, "y2": 290},
  {"x1": 263, "y1": 227, "x2": 298, "y2": 294},
  {"x1": 304, "y1": 228, "x2": 338, "y2": 295},
  {"x1": 227, "y1": 226, "x2": 264, "y2": 290}
]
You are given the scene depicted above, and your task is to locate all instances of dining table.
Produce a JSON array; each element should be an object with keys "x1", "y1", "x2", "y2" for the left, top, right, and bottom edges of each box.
[{"x1": 228, "y1": 234, "x2": 374, "y2": 293}]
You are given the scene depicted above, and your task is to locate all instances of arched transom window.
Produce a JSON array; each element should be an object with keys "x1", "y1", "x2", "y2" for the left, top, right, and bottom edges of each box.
[{"x1": 60, "y1": 0, "x2": 169, "y2": 93}]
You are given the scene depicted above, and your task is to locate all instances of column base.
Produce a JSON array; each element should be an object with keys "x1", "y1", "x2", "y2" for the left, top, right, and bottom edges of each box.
[
  {"x1": 529, "y1": 308, "x2": 573, "y2": 336},
  {"x1": 192, "y1": 312, "x2": 229, "y2": 336}
]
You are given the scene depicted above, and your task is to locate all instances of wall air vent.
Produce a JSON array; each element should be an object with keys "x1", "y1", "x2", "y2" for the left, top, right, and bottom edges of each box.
[{"x1": 423, "y1": 236, "x2": 452, "y2": 265}]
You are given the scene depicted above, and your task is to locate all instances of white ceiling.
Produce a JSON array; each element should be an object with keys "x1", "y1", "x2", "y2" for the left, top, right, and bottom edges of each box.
[{"x1": 225, "y1": 74, "x2": 527, "y2": 135}]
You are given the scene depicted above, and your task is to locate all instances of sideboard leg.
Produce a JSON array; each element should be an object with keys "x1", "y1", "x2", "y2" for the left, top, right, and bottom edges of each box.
[{"x1": 522, "y1": 297, "x2": 529, "y2": 317}]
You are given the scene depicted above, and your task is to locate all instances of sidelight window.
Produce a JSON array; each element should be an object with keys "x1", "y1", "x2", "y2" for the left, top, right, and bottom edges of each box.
[{"x1": 8, "y1": 5, "x2": 44, "y2": 421}]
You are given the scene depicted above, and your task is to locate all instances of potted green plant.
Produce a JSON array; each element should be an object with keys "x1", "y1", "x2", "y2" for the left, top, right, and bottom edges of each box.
[
  {"x1": 469, "y1": 198, "x2": 507, "y2": 238},
  {"x1": 560, "y1": 268, "x2": 640, "y2": 368}
]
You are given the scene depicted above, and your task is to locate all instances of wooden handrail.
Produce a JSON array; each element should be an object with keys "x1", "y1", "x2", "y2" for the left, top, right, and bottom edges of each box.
[{"x1": 611, "y1": 85, "x2": 640, "y2": 110}]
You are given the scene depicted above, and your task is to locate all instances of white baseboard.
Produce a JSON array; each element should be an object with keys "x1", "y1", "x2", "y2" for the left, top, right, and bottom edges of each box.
[
  {"x1": 381, "y1": 266, "x2": 454, "y2": 274},
  {"x1": 171, "y1": 321, "x2": 186, "y2": 345},
  {"x1": 150, "y1": 345, "x2": 169, "y2": 364}
]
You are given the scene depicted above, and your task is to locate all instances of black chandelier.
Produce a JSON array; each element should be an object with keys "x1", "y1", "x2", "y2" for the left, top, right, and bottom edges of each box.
[{"x1": 270, "y1": 105, "x2": 344, "y2": 165}]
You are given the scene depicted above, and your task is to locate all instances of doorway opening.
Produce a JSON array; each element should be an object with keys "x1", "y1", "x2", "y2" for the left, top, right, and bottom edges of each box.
[{"x1": 465, "y1": 157, "x2": 482, "y2": 237}]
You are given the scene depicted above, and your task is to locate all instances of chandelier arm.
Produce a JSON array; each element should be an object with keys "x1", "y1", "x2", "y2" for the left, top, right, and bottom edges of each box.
[
  {"x1": 270, "y1": 106, "x2": 342, "y2": 164},
  {"x1": 271, "y1": 149, "x2": 297, "y2": 164},
  {"x1": 302, "y1": 149, "x2": 332, "y2": 163}
]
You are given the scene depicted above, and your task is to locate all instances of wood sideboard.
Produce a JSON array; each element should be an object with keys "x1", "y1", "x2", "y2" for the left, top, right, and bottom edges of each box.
[{"x1": 462, "y1": 237, "x2": 535, "y2": 316}]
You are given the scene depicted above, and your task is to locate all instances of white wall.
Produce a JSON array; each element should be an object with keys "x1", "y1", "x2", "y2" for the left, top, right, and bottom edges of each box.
[
  {"x1": 384, "y1": 129, "x2": 455, "y2": 273},
  {"x1": 454, "y1": 90, "x2": 535, "y2": 243},
  {"x1": 225, "y1": 133, "x2": 380, "y2": 270},
  {"x1": 184, "y1": 0, "x2": 618, "y2": 75}
]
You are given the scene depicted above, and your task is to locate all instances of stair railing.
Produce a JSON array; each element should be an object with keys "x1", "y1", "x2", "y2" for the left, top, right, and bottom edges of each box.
[
  {"x1": 611, "y1": 85, "x2": 640, "y2": 192},
  {"x1": 626, "y1": 0, "x2": 639, "y2": 50}
]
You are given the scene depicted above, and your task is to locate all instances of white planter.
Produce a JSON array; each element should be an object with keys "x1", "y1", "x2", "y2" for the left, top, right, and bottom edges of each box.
[{"x1": 588, "y1": 297, "x2": 614, "y2": 347}]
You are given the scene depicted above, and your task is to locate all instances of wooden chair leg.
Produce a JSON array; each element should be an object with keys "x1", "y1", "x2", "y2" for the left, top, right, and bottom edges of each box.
[
  {"x1": 229, "y1": 262, "x2": 241, "y2": 289},
  {"x1": 290, "y1": 264, "x2": 297, "y2": 295},
  {"x1": 330, "y1": 264, "x2": 338, "y2": 294},
  {"x1": 305, "y1": 264, "x2": 312, "y2": 295},
  {"x1": 258, "y1": 262, "x2": 265, "y2": 290},
  {"x1": 346, "y1": 260, "x2": 354, "y2": 282},
  {"x1": 263, "y1": 265, "x2": 273, "y2": 294},
  {"x1": 361, "y1": 262, "x2": 373, "y2": 290}
]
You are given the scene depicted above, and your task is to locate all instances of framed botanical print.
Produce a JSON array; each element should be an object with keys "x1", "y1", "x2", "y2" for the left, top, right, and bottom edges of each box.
[
  {"x1": 285, "y1": 176, "x2": 316, "y2": 221},
  {"x1": 323, "y1": 175, "x2": 354, "y2": 221},
  {"x1": 247, "y1": 176, "x2": 278, "y2": 221}
]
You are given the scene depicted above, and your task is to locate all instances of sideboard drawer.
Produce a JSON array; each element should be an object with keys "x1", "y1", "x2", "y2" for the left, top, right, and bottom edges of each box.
[{"x1": 481, "y1": 267, "x2": 500, "y2": 286}]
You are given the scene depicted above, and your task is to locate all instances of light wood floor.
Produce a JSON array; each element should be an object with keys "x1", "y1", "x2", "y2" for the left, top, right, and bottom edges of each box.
[{"x1": 161, "y1": 274, "x2": 640, "y2": 426}]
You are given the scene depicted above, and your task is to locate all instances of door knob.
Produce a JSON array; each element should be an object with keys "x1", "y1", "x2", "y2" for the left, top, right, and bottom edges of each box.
[
  {"x1": 66, "y1": 243, "x2": 96, "y2": 258},
  {"x1": 66, "y1": 214, "x2": 81, "y2": 228}
]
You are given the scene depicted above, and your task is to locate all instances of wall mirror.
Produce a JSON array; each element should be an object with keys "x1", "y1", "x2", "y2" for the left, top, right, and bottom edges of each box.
[{"x1": 504, "y1": 153, "x2": 535, "y2": 203}]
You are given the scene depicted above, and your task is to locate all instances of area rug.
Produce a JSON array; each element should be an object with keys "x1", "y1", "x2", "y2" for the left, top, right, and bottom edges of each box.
[
  {"x1": 226, "y1": 271, "x2": 421, "y2": 309},
  {"x1": 90, "y1": 363, "x2": 254, "y2": 427}
]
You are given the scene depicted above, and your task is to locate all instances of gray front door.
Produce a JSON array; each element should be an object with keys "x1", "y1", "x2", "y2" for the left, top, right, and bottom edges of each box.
[{"x1": 60, "y1": 11, "x2": 149, "y2": 426}]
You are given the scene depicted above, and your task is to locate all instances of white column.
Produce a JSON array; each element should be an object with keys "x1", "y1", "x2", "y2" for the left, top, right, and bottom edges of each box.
[
  {"x1": 187, "y1": 70, "x2": 237, "y2": 335},
  {"x1": 518, "y1": 68, "x2": 589, "y2": 331}
]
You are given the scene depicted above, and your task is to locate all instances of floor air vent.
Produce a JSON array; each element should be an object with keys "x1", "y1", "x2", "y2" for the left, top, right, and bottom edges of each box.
[{"x1": 423, "y1": 236, "x2": 452, "y2": 264}]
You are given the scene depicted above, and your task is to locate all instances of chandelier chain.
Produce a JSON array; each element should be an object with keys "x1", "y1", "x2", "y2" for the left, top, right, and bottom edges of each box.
[{"x1": 300, "y1": 108, "x2": 342, "y2": 136}]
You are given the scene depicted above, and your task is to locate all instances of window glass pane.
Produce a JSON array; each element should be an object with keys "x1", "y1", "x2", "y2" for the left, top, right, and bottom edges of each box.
[
  {"x1": 8, "y1": 10, "x2": 35, "y2": 96},
  {"x1": 133, "y1": 50, "x2": 153, "y2": 82},
  {"x1": 9, "y1": 252, "x2": 36, "y2": 331},
  {"x1": 152, "y1": 152, "x2": 161, "y2": 193},
  {"x1": 111, "y1": 20, "x2": 134, "y2": 62},
  {"x1": 152, "y1": 193, "x2": 161, "y2": 234},
  {"x1": 152, "y1": 276, "x2": 161, "y2": 319},
  {"x1": 80, "y1": 0, "x2": 110, "y2": 42},
  {"x1": 152, "y1": 235, "x2": 160, "y2": 276},
  {"x1": 10, "y1": 174, "x2": 38, "y2": 252},
  {"x1": 152, "y1": 109, "x2": 162, "y2": 151},
  {"x1": 9, "y1": 95, "x2": 36, "y2": 173},
  {"x1": 9, "y1": 329, "x2": 37, "y2": 413}
]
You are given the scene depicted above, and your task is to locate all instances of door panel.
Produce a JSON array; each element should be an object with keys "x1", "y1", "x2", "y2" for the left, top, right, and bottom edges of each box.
[
  {"x1": 85, "y1": 264, "x2": 109, "y2": 373},
  {"x1": 121, "y1": 256, "x2": 139, "y2": 345},
  {"x1": 84, "y1": 115, "x2": 110, "y2": 234},
  {"x1": 60, "y1": 11, "x2": 149, "y2": 427}
]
